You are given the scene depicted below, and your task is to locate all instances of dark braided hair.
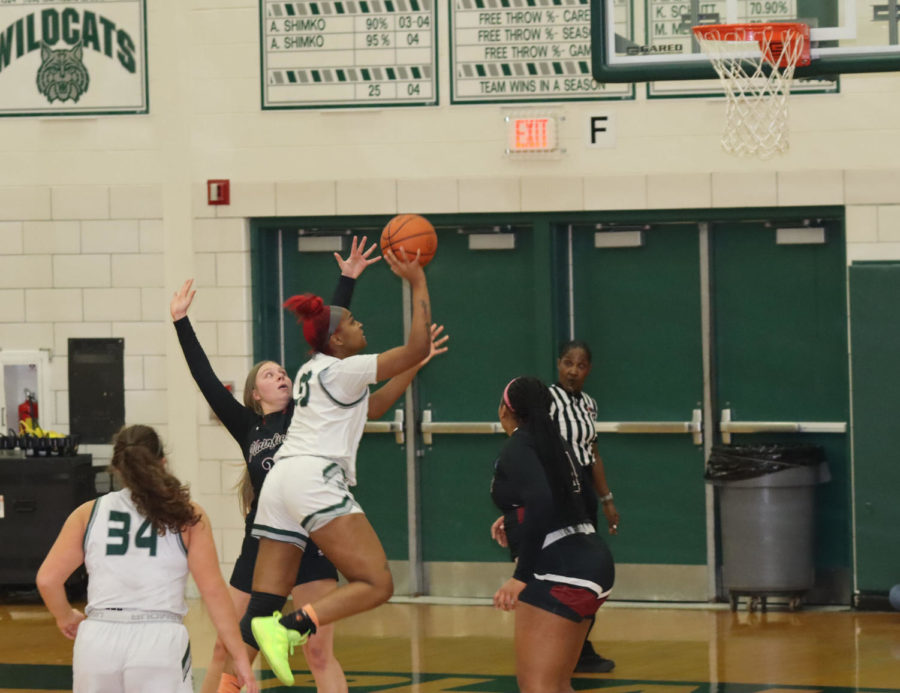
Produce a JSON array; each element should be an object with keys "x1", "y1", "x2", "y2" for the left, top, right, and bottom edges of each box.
[
  {"x1": 504, "y1": 376, "x2": 587, "y2": 526},
  {"x1": 110, "y1": 425, "x2": 200, "y2": 535}
]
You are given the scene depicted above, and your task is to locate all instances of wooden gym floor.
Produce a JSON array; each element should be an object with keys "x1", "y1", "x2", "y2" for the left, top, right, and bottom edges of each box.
[{"x1": 0, "y1": 597, "x2": 898, "y2": 692}]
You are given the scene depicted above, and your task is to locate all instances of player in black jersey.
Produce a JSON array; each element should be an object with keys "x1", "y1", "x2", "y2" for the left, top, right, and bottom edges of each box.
[
  {"x1": 490, "y1": 376, "x2": 614, "y2": 693},
  {"x1": 170, "y1": 236, "x2": 380, "y2": 693}
]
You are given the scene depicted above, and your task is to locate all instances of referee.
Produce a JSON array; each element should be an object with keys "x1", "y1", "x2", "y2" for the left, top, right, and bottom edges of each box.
[{"x1": 549, "y1": 339, "x2": 620, "y2": 674}]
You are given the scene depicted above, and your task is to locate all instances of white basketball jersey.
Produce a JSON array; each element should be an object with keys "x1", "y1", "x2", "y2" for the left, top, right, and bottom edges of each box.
[
  {"x1": 275, "y1": 352, "x2": 378, "y2": 486},
  {"x1": 83, "y1": 489, "x2": 189, "y2": 617}
]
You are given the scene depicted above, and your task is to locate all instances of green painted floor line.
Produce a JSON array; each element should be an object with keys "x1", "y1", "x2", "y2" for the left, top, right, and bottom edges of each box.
[{"x1": 1, "y1": 665, "x2": 899, "y2": 693}]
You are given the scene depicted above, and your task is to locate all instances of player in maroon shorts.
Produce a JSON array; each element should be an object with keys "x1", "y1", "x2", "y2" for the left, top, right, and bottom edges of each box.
[{"x1": 490, "y1": 376, "x2": 615, "y2": 693}]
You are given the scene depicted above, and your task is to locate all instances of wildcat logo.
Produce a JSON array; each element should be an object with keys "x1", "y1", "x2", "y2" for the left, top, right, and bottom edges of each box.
[
  {"x1": 0, "y1": 9, "x2": 137, "y2": 78},
  {"x1": 0, "y1": 2, "x2": 144, "y2": 114},
  {"x1": 36, "y1": 40, "x2": 89, "y2": 103}
]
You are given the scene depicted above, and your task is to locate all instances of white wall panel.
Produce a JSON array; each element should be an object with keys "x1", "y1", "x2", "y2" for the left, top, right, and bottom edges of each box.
[
  {"x1": 276, "y1": 182, "x2": 338, "y2": 217},
  {"x1": 778, "y1": 171, "x2": 845, "y2": 207},
  {"x1": 110, "y1": 186, "x2": 164, "y2": 220},
  {"x1": 712, "y1": 172, "x2": 778, "y2": 208},
  {"x1": 846, "y1": 206, "x2": 879, "y2": 244},
  {"x1": 459, "y1": 178, "x2": 520, "y2": 213},
  {"x1": 648, "y1": 174, "x2": 712, "y2": 209},
  {"x1": 0, "y1": 188, "x2": 51, "y2": 221},
  {"x1": 53, "y1": 256, "x2": 111, "y2": 288},
  {"x1": 397, "y1": 179, "x2": 459, "y2": 215},
  {"x1": 25, "y1": 289, "x2": 84, "y2": 323},
  {"x1": 51, "y1": 187, "x2": 110, "y2": 221},
  {"x1": 522, "y1": 177, "x2": 585, "y2": 212},
  {"x1": 0, "y1": 290, "x2": 25, "y2": 323},
  {"x1": 23, "y1": 222, "x2": 80, "y2": 255},
  {"x1": 0, "y1": 222, "x2": 23, "y2": 254},
  {"x1": 81, "y1": 221, "x2": 141, "y2": 254},
  {"x1": 112, "y1": 322, "x2": 167, "y2": 356},
  {"x1": 83, "y1": 289, "x2": 142, "y2": 322},
  {"x1": 0, "y1": 256, "x2": 53, "y2": 289}
]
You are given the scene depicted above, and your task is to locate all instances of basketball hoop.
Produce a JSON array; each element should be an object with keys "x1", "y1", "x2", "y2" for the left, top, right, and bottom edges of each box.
[{"x1": 692, "y1": 23, "x2": 810, "y2": 158}]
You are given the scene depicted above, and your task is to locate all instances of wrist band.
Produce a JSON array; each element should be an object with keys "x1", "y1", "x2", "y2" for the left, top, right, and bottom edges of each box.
[{"x1": 599, "y1": 492, "x2": 614, "y2": 504}]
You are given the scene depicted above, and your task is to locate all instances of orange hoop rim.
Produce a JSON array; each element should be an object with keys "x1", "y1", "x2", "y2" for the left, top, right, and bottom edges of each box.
[
  {"x1": 692, "y1": 22, "x2": 811, "y2": 68},
  {"x1": 691, "y1": 21, "x2": 809, "y2": 43}
]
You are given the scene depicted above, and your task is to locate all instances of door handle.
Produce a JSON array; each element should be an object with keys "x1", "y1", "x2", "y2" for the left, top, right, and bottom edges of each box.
[
  {"x1": 719, "y1": 408, "x2": 847, "y2": 444},
  {"x1": 420, "y1": 409, "x2": 505, "y2": 445},
  {"x1": 420, "y1": 408, "x2": 704, "y2": 446},
  {"x1": 595, "y1": 409, "x2": 703, "y2": 445},
  {"x1": 363, "y1": 408, "x2": 405, "y2": 445}
]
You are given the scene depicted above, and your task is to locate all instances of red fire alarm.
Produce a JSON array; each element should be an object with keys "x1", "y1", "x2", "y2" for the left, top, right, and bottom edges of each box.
[{"x1": 207, "y1": 179, "x2": 230, "y2": 205}]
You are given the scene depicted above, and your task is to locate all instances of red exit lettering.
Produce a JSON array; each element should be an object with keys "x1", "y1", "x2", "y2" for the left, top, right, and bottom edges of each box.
[{"x1": 514, "y1": 118, "x2": 550, "y2": 150}]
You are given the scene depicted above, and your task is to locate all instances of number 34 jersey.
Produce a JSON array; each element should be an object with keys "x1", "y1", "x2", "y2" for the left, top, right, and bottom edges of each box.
[{"x1": 83, "y1": 489, "x2": 189, "y2": 617}]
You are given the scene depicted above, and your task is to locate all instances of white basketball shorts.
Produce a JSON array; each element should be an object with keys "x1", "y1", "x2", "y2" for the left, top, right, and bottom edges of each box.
[
  {"x1": 252, "y1": 455, "x2": 364, "y2": 545},
  {"x1": 73, "y1": 617, "x2": 191, "y2": 693}
]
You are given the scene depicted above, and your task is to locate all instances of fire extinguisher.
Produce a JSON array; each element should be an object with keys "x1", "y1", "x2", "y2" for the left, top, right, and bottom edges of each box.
[{"x1": 18, "y1": 389, "x2": 38, "y2": 428}]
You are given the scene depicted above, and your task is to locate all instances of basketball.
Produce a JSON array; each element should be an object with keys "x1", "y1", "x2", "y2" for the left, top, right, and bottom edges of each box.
[{"x1": 381, "y1": 214, "x2": 437, "y2": 267}]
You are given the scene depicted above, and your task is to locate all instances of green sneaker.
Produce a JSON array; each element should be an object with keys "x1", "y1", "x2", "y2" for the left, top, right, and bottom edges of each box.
[{"x1": 251, "y1": 611, "x2": 308, "y2": 686}]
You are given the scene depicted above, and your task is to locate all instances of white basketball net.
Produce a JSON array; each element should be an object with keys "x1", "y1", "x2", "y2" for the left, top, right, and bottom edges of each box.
[{"x1": 694, "y1": 26, "x2": 806, "y2": 159}]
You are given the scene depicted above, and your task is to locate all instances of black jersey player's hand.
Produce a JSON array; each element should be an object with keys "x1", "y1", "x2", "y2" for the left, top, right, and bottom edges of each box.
[
  {"x1": 490, "y1": 515, "x2": 508, "y2": 548},
  {"x1": 493, "y1": 577, "x2": 526, "y2": 611},
  {"x1": 420, "y1": 324, "x2": 449, "y2": 367},
  {"x1": 170, "y1": 279, "x2": 196, "y2": 321},
  {"x1": 335, "y1": 235, "x2": 381, "y2": 279}
]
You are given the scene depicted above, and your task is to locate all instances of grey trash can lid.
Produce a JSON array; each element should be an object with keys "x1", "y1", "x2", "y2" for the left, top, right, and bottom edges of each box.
[{"x1": 705, "y1": 444, "x2": 826, "y2": 483}]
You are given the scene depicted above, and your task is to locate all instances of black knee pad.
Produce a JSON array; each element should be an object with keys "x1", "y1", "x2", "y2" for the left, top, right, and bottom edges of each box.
[{"x1": 239, "y1": 591, "x2": 287, "y2": 649}]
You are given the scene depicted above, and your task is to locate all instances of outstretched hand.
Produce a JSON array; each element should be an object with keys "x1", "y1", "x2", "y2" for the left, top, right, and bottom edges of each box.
[
  {"x1": 383, "y1": 248, "x2": 425, "y2": 285},
  {"x1": 170, "y1": 279, "x2": 196, "y2": 321},
  {"x1": 335, "y1": 235, "x2": 381, "y2": 279},
  {"x1": 420, "y1": 324, "x2": 449, "y2": 367}
]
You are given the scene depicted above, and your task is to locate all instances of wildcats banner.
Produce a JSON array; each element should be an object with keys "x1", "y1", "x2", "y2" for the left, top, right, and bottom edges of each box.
[{"x1": 0, "y1": 0, "x2": 147, "y2": 117}]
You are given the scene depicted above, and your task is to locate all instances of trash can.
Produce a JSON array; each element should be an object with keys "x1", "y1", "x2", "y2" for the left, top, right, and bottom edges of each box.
[{"x1": 705, "y1": 444, "x2": 830, "y2": 611}]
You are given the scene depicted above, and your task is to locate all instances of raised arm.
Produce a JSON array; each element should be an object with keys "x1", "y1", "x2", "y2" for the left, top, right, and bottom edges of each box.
[
  {"x1": 36, "y1": 501, "x2": 93, "y2": 639},
  {"x1": 376, "y1": 250, "x2": 432, "y2": 381},
  {"x1": 368, "y1": 323, "x2": 448, "y2": 419},
  {"x1": 170, "y1": 280, "x2": 250, "y2": 439},
  {"x1": 185, "y1": 505, "x2": 259, "y2": 693}
]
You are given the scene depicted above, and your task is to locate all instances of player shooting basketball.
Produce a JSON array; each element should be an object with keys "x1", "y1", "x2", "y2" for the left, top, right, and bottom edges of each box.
[{"x1": 218, "y1": 246, "x2": 447, "y2": 688}]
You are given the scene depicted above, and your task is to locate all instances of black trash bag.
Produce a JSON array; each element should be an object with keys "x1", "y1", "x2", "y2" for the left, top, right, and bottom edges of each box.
[{"x1": 705, "y1": 444, "x2": 825, "y2": 482}]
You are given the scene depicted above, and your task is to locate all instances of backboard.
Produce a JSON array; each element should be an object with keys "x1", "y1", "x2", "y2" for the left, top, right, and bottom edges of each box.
[{"x1": 592, "y1": 0, "x2": 900, "y2": 82}]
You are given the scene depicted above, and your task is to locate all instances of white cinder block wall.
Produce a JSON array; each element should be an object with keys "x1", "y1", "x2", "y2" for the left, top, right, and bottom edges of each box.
[{"x1": 2, "y1": 1, "x2": 900, "y2": 580}]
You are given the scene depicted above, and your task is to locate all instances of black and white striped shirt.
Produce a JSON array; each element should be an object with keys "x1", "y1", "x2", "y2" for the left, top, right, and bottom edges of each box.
[{"x1": 549, "y1": 383, "x2": 598, "y2": 469}]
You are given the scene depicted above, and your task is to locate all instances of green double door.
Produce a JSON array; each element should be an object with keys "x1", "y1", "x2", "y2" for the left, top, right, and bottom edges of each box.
[
  {"x1": 572, "y1": 218, "x2": 849, "y2": 602},
  {"x1": 253, "y1": 213, "x2": 850, "y2": 603},
  {"x1": 254, "y1": 220, "x2": 555, "y2": 595}
]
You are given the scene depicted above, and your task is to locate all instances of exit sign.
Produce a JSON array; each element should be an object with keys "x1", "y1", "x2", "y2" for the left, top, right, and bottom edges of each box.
[{"x1": 505, "y1": 113, "x2": 562, "y2": 157}]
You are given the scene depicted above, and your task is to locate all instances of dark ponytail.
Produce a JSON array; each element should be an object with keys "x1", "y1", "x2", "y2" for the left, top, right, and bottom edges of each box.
[
  {"x1": 110, "y1": 425, "x2": 200, "y2": 535},
  {"x1": 504, "y1": 377, "x2": 586, "y2": 525}
]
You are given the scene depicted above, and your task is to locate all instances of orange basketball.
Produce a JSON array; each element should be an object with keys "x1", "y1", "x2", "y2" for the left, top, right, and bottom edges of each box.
[{"x1": 380, "y1": 214, "x2": 437, "y2": 267}]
